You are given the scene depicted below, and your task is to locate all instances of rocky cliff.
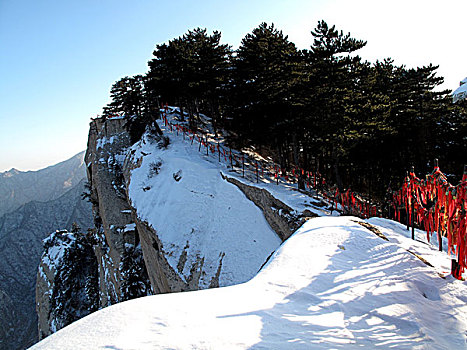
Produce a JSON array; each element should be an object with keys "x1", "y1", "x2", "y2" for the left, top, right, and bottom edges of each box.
[
  {"x1": 36, "y1": 112, "x2": 322, "y2": 340},
  {"x1": 84, "y1": 117, "x2": 151, "y2": 307}
]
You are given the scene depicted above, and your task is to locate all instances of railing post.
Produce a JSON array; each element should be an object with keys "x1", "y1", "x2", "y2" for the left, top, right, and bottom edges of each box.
[
  {"x1": 411, "y1": 192, "x2": 415, "y2": 240},
  {"x1": 229, "y1": 147, "x2": 233, "y2": 171},
  {"x1": 256, "y1": 161, "x2": 259, "y2": 183},
  {"x1": 242, "y1": 154, "x2": 245, "y2": 178},
  {"x1": 410, "y1": 166, "x2": 415, "y2": 239},
  {"x1": 406, "y1": 171, "x2": 410, "y2": 231}
]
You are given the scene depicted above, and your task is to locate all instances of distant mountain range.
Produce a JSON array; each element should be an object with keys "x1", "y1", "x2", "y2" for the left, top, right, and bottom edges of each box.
[
  {"x1": 0, "y1": 152, "x2": 86, "y2": 217},
  {"x1": 0, "y1": 152, "x2": 93, "y2": 350}
]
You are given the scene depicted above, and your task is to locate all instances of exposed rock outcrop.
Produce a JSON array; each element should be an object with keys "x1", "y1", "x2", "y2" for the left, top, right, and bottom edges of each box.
[
  {"x1": 35, "y1": 114, "x2": 318, "y2": 341},
  {"x1": 85, "y1": 117, "x2": 150, "y2": 307},
  {"x1": 222, "y1": 175, "x2": 317, "y2": 241},
  {"x1": 131, "y1": 218, "x2": 180, "y2": 293}
]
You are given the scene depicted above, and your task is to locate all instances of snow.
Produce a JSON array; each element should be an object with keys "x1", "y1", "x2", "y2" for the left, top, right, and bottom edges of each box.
[
  {"x1": 41, "y1": 231, "x2": 76, "y2": 271},
  {"x1": 367, "y1": 218, "x2": 456, "y2": 276},
  {"x1": 123, "y1": 223, "x2": 136, "y2": 232},
  {"x1": 30, "y1": 110, "x2": 467, "y2": 349},
  {"x1": 128, "y1": 128, "x2": 282, "y2": 288},
  {"x1": 30, "y1": 216, "x2": 467, "y2": 349},
  {"x1": 453, "y1": 78, "x2": 467, "y2": 102},
  {"x1": 96, "y1": 136, "x2": 114, "y2": 150}
]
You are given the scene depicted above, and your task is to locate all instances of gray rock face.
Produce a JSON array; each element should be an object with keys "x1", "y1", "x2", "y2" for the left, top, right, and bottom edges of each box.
[
  {"x1": 0, "y1": 152, "x2": 86, "y2": 217},
  {"x1": 32, "y1": 115, "x2": 309, "y2": 346},
  {"x1": 85, "y1": 117, "x2": 149, "y2": 308},
  {"x1": 223, "y1": 175, "x2": 317, "y2": 241},
  {"x1": 0, "y1": 160, "x2": 92, "y2": 350}
]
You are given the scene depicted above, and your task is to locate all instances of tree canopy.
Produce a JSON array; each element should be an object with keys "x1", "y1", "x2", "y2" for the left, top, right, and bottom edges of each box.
[{"x1": 100, "y1": 21, "x2": 465, "y2": 199}]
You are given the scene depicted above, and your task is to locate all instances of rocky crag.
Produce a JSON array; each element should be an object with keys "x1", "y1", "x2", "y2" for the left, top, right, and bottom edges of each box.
[{"x1": 36, "y1": 114, "x2": 321, "y2": 339}]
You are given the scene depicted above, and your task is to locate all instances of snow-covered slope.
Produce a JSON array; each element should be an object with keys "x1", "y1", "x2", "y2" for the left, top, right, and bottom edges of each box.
[
  {"x1": 128, "y1": 128, "x2": 282, "y2": 289},
  {"x1": 30, "y1": 216, "x2": 467, "y2": 349},
  {"x1": 31, "y1": 111, "x2": 466, "y2": 349}
]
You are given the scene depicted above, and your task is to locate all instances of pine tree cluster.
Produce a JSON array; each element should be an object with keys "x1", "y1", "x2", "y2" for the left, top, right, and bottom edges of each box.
[
  {"x1": 44, "y1": 226, "x2": 98, "y2": 333},
  {"x1": 120, "y1": 243, "x2": 152, "y2": 301},
  {"x1": 101, "y1": 21, "x2": 466, "y2": 199}
]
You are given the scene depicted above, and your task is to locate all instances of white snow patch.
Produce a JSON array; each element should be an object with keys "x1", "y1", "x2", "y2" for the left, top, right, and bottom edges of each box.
[
  {"x1": 123, "y1": 223, "x2": 136, "y2": 232},
  {"x1": 129, "y1": 131, "x2": 281, "y2": 288}
]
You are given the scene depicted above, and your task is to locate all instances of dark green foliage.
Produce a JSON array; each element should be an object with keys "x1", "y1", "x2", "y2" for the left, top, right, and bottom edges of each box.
[
  {"x1": 148, "y1": 160, "x2": 162, "y2": 178},
  {"x1": 46, "y1": 230, "x2": 98, "y2": 332},
  {"x1": 103, "y1": 75, "x2": 162, "y2": 144},
  {"x1": 100, "y1": 21, "x2": 464, "y2": 201},
  {"x1": 107, "y1": 155, "x2": 126, "y2": 198},
  {"x1": 103, "y1": 75, "x2": 145, "y2": 117},
  {"x1": 228, "y1": 23, "x2": 300, "y2": 144},
  {"x1": 148, "y1": 28, "x2": 232, "y2": 130},
  {"x1": 120, "y1": 244, "x2": 152, "y2": 301},
  {"x1": 80, "y1": 181, "x2": 94, "y2": 203}
]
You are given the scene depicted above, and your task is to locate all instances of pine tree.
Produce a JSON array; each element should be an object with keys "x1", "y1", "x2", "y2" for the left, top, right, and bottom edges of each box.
[
  {"x1": 103, "y1": 74, "x2": 162, "y2": 143},
  {"x1": 48, "y1": 230, "x2": 98, "y2": 332},
  {"x1": 147, "y1": 28, "x2": 232, "y2": 129},
  {"x1": 229, "y1": 23, "x2": 301, "y2": 150},
  {"x1": 120, "y1": 244, "x2": 151, "y2": 301},
  {"x1": 305, "y1": 20, "x2": 366, "y2": 189},
  {"x1": 103, "y1": 75, "x2": 145, "y2": 118}
]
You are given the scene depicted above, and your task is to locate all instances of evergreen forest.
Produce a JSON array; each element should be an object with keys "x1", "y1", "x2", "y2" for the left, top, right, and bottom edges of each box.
[{"x1": 101, "y1": 21, "x2": 467, "y2": 202}]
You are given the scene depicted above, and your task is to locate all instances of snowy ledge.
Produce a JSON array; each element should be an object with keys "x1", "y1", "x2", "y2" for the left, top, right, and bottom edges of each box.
[{"x1": 31, "y1": 216, "x2": 467, "y2": 349}]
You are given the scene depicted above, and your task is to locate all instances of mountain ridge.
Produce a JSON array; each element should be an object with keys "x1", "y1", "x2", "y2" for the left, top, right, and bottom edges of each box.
[
  {"x1": 0, "y1": 151, "x2": 86, "y2": 217},
  {"x1": 0, "y1": 153, "x2": 93, "y2": 350}
]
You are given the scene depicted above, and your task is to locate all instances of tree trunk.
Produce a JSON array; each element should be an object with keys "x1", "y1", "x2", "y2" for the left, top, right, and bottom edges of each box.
[
  {"x1": 332, "y1": 145, "x2": 344, "y2": 191},
  {"x1": 292, "y1": 133, "x2": 305, "y2": 189}
]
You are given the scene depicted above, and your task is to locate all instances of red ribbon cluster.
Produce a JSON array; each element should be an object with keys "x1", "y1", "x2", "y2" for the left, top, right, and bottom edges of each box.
[
  {"x1": 331, "y1": 188, "x2": 378, "y2": 218},
  {"x1": 161, "y1": 110, "x2": 377, "y2": 219},
  {"x1": 161, "y1": 105, "x2": 466, "y2": 277},
  {"x1": 392, "y1": 166, "x2": 467, "y2": 276}
]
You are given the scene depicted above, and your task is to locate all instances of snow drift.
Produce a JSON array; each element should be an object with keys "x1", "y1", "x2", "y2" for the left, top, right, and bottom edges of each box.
[{"x1": 30, "y1": 216, "x2": 467, "y2": 349}]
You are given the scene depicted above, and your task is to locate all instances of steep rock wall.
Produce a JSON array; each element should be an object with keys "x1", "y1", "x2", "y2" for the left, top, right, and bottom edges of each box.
[
  {"x1": 85, "y1": 118, "x2": 143, "y2": 307},
  {"x1": 37, "y1": 116, "x2": 314, "y2": 338}
]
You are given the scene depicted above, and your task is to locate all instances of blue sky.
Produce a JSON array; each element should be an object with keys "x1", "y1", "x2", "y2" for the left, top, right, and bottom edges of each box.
[{"x1": 1, "y1": 0, "x2": 466, "y2": 172}]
